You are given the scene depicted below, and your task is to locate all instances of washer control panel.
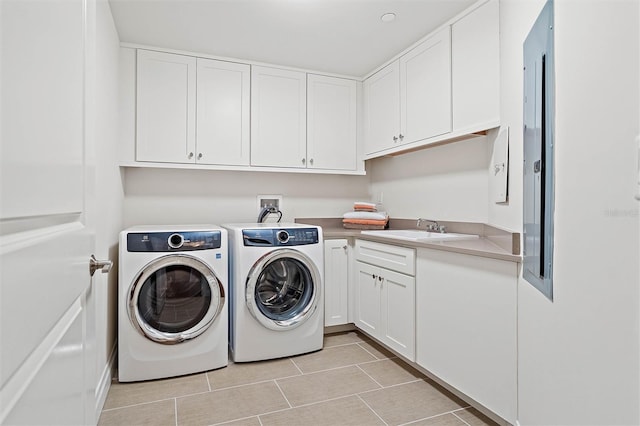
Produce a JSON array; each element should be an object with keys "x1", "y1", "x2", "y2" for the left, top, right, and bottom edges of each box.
[
  {"x1": 243, "y1": 228, "x2": 319, "y2": 247},
  {"x1": 127, "y1": 231, "x2": 222, "y2": 252}
]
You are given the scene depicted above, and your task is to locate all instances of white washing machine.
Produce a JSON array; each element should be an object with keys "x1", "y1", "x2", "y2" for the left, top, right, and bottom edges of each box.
[
  {"x1": 223, "y1": 223, "x2": 324, "y2": 362},
  {"x1": 118, "y1": 225, "x2": 228, "y2": 382}
]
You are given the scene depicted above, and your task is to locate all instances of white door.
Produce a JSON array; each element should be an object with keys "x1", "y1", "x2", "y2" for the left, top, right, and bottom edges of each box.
[
  {"x1": 380, "y1": 269, "x2": 415, "y2": 361},
  {"x1": 251, "y1": 66, "x2": 307, "y2": 168},
  {"x1": 363, "y1": 61, "x2": 400, "y2": 155},
  {"x1": 400, "y1": 26, "x2": 452, "y2": 144},
  {"x1": 136, "y1": 49, "x2": 197, "y2": 163},
  {"x1": 307, "y1": 75, "x2": 357, "y2": 171},
  {"x1": 354, "y1": 262, "x2": 381, "y2": 336},
  {"x1": 1, "y1": 0, "x2": 100, "y2": 423},
  {"x1": 196, "y1": 58, "x2": 251, "y2": 166}
]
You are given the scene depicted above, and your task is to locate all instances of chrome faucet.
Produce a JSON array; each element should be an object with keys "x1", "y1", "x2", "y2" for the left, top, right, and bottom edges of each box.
[{"x1": 416, "y1": 218, "x2": 446, "y2": 233}]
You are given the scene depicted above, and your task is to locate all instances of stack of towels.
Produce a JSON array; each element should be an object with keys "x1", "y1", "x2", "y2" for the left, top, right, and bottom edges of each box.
[{"x1": 342, "y1": 202, "x2": 389, "y2": 230}]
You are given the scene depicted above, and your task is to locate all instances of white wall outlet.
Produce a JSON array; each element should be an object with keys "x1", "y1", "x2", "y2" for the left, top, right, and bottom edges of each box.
[{"x1": 257, "y1": 195, "x2": 283, "y2": 213}]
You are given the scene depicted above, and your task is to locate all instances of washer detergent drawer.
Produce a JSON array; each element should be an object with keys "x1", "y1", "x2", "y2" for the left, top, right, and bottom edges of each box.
[{"x1": 355, "y1": 239, "x2": 415, "y2": 276}]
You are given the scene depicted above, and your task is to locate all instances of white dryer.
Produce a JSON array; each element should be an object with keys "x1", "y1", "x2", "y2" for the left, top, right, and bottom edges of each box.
[
  {"x1": 118, "y1": 225, "x2": 228, "y2": 382},
  {"x1": 223, "y1": 223, "x2": 324, "y2": 362}
]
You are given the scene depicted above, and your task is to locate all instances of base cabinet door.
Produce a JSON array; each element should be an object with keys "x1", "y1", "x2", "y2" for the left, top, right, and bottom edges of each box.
[
  {"x1": 379, "y1": 268, "x2": 415, "y2": 360},
  {"x1": 416, "y1": 248, "x2": 517, "y2": 424},
  {"x1": 355, "y1": 261, "x2": 415, "y2": 361},
  {"x1": 324, "y1": 239, "x2": 349, "y2": 326},
  {"x1": 354, "y1": 261, "x2": 381, "y2": 336}
]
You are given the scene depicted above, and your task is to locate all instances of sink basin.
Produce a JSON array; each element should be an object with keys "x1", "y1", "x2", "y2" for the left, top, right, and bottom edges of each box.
[{"x1": 360, "y1": 229, "x2": 479, "y2": 242}]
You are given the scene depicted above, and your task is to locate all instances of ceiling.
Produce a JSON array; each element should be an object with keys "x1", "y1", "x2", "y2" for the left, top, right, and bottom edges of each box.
[{"x1": 108, "y1": 0, "x2": 476, "y2": 77}]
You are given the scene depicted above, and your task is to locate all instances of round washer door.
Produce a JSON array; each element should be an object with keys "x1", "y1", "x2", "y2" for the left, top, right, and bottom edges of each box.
[
  {"x1": 128, "y1": 254, "x2": 225, "y2": 344},
  {"x1": 246, "y1": 249, "x2": 321, "y2": 331}
]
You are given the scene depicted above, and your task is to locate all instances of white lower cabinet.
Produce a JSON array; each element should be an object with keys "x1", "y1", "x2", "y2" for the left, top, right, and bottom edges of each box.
[
  {"x1": 354, "y1": 240, "x2": 415, "y2": 361},
  {"x1": 416, "y1": 248, "x2": 518, "y2": 424},
  {"x1": 324, "y1": 239, "x2": 350, "y2": 327}
]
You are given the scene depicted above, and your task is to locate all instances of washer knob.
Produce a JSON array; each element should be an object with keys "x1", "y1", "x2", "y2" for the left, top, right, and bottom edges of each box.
[
  {"x1": 168, "y1": 233, "x2": 184, "y2": 249},
  {"x1": 276, "y1": 230, "x2": 290, "y2": 244}
]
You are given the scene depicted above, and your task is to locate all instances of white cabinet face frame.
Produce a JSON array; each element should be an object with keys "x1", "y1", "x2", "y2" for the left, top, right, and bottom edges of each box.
[
  {"x1": 250, "y1": 65, "x2": 307, "y2": 168},
  {"x1": 136, "y1": 50, "x2": 196, "y2": 163},
  {"x1": 400, "y1": 26, "x2": 452, "y2": 144},
  {"x1": 196, "y1": 58, "x2": 250, "y2": 166},
  {"x1": 307, "y1": 75, "x2": 357, "y2": 171},
  {"x1": 324, "y1": 239, "x2": 350, "y2": 327}
]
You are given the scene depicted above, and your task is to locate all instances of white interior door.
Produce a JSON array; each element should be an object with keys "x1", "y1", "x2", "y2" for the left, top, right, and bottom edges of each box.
[{"x1": 1, "y1": 0, "x2": 98, "y2": 423}]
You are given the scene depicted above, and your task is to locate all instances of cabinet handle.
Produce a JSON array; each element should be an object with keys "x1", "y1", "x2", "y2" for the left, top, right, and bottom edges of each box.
[
  {"x1": 309, "y1": 158, "x2": 314, "y2": 166},
  {"x1": 372, "y1": 274, "x2": 377, "y2": 280},
  {"x1": 342, "y1": 245, "x2": 347, "y2": 250},
  {"x1": 198, "y1": 153, "x2": 203, "y2": 160},
  {"x1": 399, "y1": 133, "x2": 404, "y2": 141},
  {"x1": 393, "y1": 136, "x2": 398, "y2": 143},
  {"x1": 302, "y1": 158, "x2": 306, "y2": 165},
  {"x1": 188, "y1": 152, "x2": 194, "y2": 159}
]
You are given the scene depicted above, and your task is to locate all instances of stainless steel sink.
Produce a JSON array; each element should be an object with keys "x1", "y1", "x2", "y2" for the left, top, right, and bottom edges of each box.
[{"x1": 360, "y1": 229, "x2": 479, "y2": 242}]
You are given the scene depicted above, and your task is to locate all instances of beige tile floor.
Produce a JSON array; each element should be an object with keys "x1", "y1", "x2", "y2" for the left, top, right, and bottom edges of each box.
[{"x1": 99, "y1": 331, "x2": 497, "y2": 426}]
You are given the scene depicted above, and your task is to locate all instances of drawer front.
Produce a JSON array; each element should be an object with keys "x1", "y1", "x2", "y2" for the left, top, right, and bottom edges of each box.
[{"x1": 355, "y1": 239, "x2": 415, "y2": 276}]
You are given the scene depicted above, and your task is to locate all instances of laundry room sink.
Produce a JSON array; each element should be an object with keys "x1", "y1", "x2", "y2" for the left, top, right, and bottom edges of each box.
[{"x1": 360, "y1": 229, "x2": 479, "y2": 242}]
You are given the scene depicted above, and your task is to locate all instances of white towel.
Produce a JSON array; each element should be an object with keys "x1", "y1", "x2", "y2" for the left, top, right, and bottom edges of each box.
[{"x1": 343, "y1": 211, "x2": 388, "y2": 221}]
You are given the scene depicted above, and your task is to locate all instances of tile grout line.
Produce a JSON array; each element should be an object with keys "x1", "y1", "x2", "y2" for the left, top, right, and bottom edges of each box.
[
  {"x1": 452, "y1": 409, "x2": 473, "y2": 426},
  {"x1": 173, "y1": 398, "x2": 178, "y2": 426},
  {"x1": 356, "y1": 342, "x2": 392, "y2": 360},
  {"x1": 288, "y1": 357, "x2": 305, "y2": 375},
  {"x1": 205, "y1": 372, "x2": 212, "y2": 392},
  {"x1": 356, "y1": 394, "x2": 389, "y2": 426},
  {"x1": 272, "y1": 379, "x2": 293, "y2": 409},
  {"x1": 355, "y1": 364, "x2": 384, "y2": 389}
]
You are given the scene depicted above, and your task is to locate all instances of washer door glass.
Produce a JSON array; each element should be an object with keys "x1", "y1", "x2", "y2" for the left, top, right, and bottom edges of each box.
[
  {"x1": 246, "y1": 249, "x2": 320, "y2": 330},
  {"x1": 129, "y1": 254, "x2": 224, "y2": 344}
]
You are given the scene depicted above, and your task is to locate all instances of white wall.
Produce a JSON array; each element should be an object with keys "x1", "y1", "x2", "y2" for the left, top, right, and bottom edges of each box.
[
  {"x1": 123, "y1": 167, "x2": 369, "y2": 226},
  {"x1": 93, "y1": 0, "x2": 123, "y2": 414},
  {"x1": 367, "y1": 136, "x2": 489, "y2": 222},
  {"x1": 516, "y1": 1, "x2": 640, "y2": 425}
]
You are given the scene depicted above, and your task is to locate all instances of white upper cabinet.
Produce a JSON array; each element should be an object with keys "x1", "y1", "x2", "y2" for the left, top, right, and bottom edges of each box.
[
  {"x1": 452, "y1": 0, "x2": 500, "y2": 133},
  {"x1": 196, "y1": 58, "x2": 250, "y2": 165},
  {"x1": 400, "y1": 26, "x2": 452, "y2": 144},
  {"x1": 364, "y1": 27, "x2": 451, "y2": 157},
  {"x1": 307, "y1": 74, "x2": 358, "y2": 171},
  {"x1": 363, "y1": 61, "x2": 400, "y2": 156},
  {"x1": 136, "y1": 50, "x2": 196, "y2": 163},
  {"x1": 363, "y1": 0, "x2": 500, "y2": 159},
  {"x1": 136, "y1": 50, "x2": 250, "y2": 166},
  {"x1": 251, "y1": 66, "x2": 307, "y2": 168}
]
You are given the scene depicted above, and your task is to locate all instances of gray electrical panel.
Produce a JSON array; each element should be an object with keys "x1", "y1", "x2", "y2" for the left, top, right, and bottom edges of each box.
[{"x1": 523, "y1": 0, "x2": 555, "y2": 301}]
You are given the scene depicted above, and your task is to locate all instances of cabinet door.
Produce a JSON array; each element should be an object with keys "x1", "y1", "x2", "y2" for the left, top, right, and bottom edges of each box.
[
  {"x1": 451, "y1": 0, "x2": 500, "y2": 132},
  {"x1": 307, "y1": 75, "x2": 357, "y2": 171},
  {"x1": 380, "y1": 268, "x2": 415, "y2": 361},
  {"x1": 196, "y1": 58, "x2": 250, "y2": 165},
  {"x1": 251, "y1": 66, "x2": 306, "y2": 168},
  {"x1": 416, "y1": 249, "x2": 517, "y2": 424},
  {"x1": 400, "y1": 26, "x2": 452, "y2": 144},
  {"x1": 136, "y1": 50, "x2": 196, "y2": 163},
  {"x1": 363, "y1": 61, "x2": 400, "y2": 155},
  {"x1": 354, "y1": 261, "x2": 381, "y2": 336},
  {"x1": 324, "y1": 239, "x2": 350, "y2": 326}
]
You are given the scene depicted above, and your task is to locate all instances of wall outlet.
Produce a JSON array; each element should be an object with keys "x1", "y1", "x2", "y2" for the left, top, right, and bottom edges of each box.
[{"x1": 257, "y1": 195, "x2": 283, "y2": 213}]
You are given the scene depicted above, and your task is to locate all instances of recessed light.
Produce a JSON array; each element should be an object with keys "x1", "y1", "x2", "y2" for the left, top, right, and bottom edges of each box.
[{"x1": 380, "y1": 12, "x2": 396, "y2": 23}]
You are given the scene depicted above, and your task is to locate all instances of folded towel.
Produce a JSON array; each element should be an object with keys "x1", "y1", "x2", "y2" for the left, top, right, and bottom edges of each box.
[
  {"x1": 343, "y1": 222, "x2": 386, "y2": 230},
  {"x1": 343, "y1": 211, "x2": 388, "y2": 221},
  {"x1": 342, "y1": 218, "x2": 388, "y2": 226},
  {"x1": 353, "y1": 201, "x2": 377, "y2": 212}
]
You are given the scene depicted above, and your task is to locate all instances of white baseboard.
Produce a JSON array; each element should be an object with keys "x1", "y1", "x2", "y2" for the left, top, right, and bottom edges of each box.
[{"x1": 95, "y1": 341, "x2": 117, "y2": 421}]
